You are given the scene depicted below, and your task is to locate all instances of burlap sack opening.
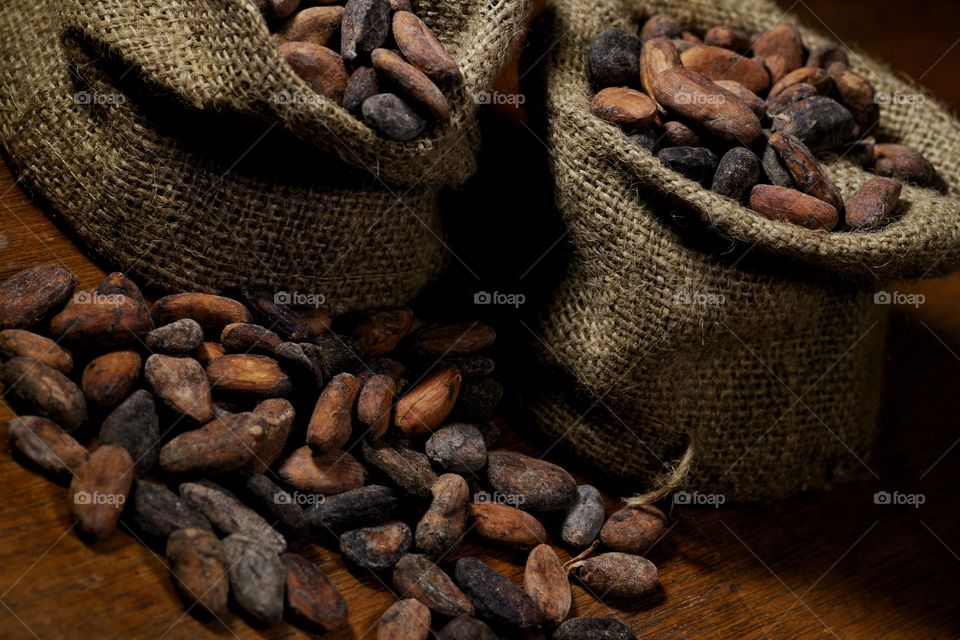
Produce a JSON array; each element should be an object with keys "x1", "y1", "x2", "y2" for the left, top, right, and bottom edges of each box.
[
  {"x1": 57, "y1": 0, "x2": 532, "y2": 187},
  {"x1": 0, "y1": 0, "x2": 530, "y2": 311},
  {"x1": 528, "y1": 0, "x2": 960, "y2": 501}
]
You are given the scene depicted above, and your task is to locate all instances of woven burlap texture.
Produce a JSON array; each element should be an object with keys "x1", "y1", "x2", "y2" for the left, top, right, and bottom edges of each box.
[
  {"x1": 530, "y1": 0, "x2": 960, "y2": 501},
  {"x1": 0, "y1": 0, "x2": 530, "y2": 311}
]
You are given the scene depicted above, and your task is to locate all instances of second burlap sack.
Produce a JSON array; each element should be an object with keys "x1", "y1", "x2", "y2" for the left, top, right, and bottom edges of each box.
[{"x1": 528, "y1": 0, "x2": 960, "y2": 501}]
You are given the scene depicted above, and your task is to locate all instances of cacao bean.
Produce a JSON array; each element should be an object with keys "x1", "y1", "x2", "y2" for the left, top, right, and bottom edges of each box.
[
  {"x1": 341, "y1": 0, "x2": 391, "y2": 62},
  {"x1": 0, "y1": 329, "x2": 72, "y2": 373},
  {"x1": 711, "y1": 146, "x2": 760, "y2": 201},
  {"x1": 589, "y1": 27, "x2": 641, "y2": 88},
  {"x1": 50, "y1": 291, "x2": 151, "y2": 348},
  {"x1": 166, "y1": 528, "x2": 230, "y2": 618},
  {"x1": 656, "y1": 146, "x2": 719, "y2": 185},
  {"x1": 371, "y1": 48, "x2": 450, "y2": 121},
  {"x1": 205, "y1": 354, "x2": 292, "y2": 398},
  {"x1": 640, "y1": 14, "x2": 681, "y2": 42},
  {"x1": 69, "y1": 444, "x2": 134, "y2": 540},
  {"x1": 703, "y1": 26, "x2": 751, "y2": 53},
  {"x1": 0, "y1": 264, "x2": 77, "y2": 330},
  {"x1": 220, "y1": 323, "x2": 282, "y2": 355},
  {"x1": 599, "y1": 505, "x2": 668, "y2": 554},
  {"x1": 765, "y1": 82, "x2": 818, "y2": 117},
  {"x1": 132, "y1": 479, "x2": 212, "y2": 539},
  {"x1": 425, "y1": 423, "x2": 487, "y2": 473},
  {"x1": 361, "y1": 439, "x2": 437, "y2": 498},
  {"x1": 469, "y1": 502, "x2": 547, "y2": 548},
  {"x1": 180, "y1": 481, "x2": 287, "y2": 552},
  {"x1": 771, "y1": 96, "x2": 857, "y2": 151},
  {"x1": 752, "y1": 24, "x2": 804, "y2": 83},
  {"x1": 378, "y1": 598, "x2": 431, "y2": 640},
  {"x1": 280, "y1": 42, "x2": 349, "y2": 103},
  {"x1": 454, "y1": 557, "x2": 541, "y2": 628},
  {"x1": 393, "y1": 553, "x2": 474, "y2": 617},
  {"x1": 569, "y1": 552, "x2": 659, "y2": 599},
  {"x1": 2, "y1": 357, "x2": 87, "y2": 431},
  {"x1": 680, "y1": 45, "x2": 770, "y2": 94},
  {"x1": 561, "y1": 484, "x2": 605, "y2": 549},
  {"x1": 278, "y1": 446, "x2": 366, "y2": 494},
  {"x1": 437, "y1": 616, "x2": 497, "y2": 640},
  {"x1": 146, "y1": 319, "x2": 204, "y2": 355},
  {"x1": 8, "y1": 415, "x2": 88, "y2": 476},
  {"x1": 713, "y1": 81, "x2": 765, "y2": 118},
  {"x1": 486, "y1": 450, "x2": 577, "y2": 511},
  {"x1": 590, "y1": 87, "x2": 658, "y2": 128},
  {"x1": 769, "y1": 66, "x2": 832, "y2": 98},
  {"x1": 81, "y1": 350, "x2": 141, "y2": 406},
  {"x1": 282, "y1": 552, "x2": 349, "y2": 630},
  {"x1": 652, "y1": 68, "x2": 761, "y2": 143},
  {"x1": 343, "y1": 66, "x2": 379, "y2": 112},
  {"x1": 250, "y1": 397, "x2": 296, "y2": 472},
  {"x1": 749, "y1": 184, "x2": 838, "y2": 231},
  {"x1": 394, "y1": 364, "x2": 461, "y2": 436},
  {"x1": 416, "y1": 473, "x2": 469, "y2": 558},
  {"x1": 159, "y1": 412, "x2": 267, "y2": 475},
  {"x1": 307, "y1": 372, "x2": 359, "y2": 451},
  {"x1": 362, "y1": 93, "x2": 427, "y2": 141},
  {"x1": 555, "y1": 617, "x2": 637, "y2": 640},
  {"x1": 99, "y1": 389, "x2": 160, "y2": 476},
  {"x1": 223, "y1": 533, "x2": 285, "y2": 626},
  {"x1": 409, "y1": 323, "x2": 496, "y2": 358},
  {"x1": 523, "y1": 544, "x2": 570, "y2": 625},
  {"x1": 639, "y1": 37, "x2": 680, "y2": 105},
  {"x1": 144, "y1": 354, "x2": 213, "y2": 423},
  {"x1": 338, "y1": 308, "x2": 414, "y2": 357},
  {"x1": 769, "y1": 131, "x2": 845, "y2": 212},
  {"x1": 276, "y1": 6, "x2": 343, "y2": 48},
  {"x1": 393, "y1": 11, "x2": 460, "y2": 84},
  {"x1": 875, "y1": 151, "x2": 937, "y2": 187},
  {"x1": 806, "y1": 42, "x2": 849, "y2": 71},
  {"x1": 845, "y1": 177, "x2": 902, "y2": 229},
  {"x1": 239, "y1": 473, "x2": 305, "y2": 535},
  {"x1": 341, "y1": 521, "x2": 413, "y2": 570},
  {"x1": 357, "y1": 373, "x2": 396, "y2": 439},
  {"x1": 153, "y1": 293, "x2": 252, "y2": 336},
  {"x1": 304, "y1": 484, "x2": 397, "y2": 532}
]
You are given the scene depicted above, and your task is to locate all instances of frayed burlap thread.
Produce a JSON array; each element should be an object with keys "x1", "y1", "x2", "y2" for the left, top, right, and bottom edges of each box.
[
  {"x1": 0, "y1": 0, "x2": 530, "y2": 311},
  {"x1": 529, "y1": 0, "x2": 960, "y2": 501}
]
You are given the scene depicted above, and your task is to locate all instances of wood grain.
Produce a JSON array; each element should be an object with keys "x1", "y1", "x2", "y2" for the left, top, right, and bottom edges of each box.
[{"x1": 2, "y1": 1, "x2": 960, "y2": 638}]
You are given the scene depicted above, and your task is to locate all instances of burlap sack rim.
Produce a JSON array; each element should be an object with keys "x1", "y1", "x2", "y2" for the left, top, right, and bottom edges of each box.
[
  {"x1": 57, "y1": 0, "x2": 533, "y2": 188},
  {"x1": 554, "y1": 0, "x2": 960, "y2": 280}
]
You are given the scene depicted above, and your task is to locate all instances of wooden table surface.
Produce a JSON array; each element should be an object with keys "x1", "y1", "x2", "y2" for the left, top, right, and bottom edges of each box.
[{"x1": 3, "y1": 1, "x2": 960, "y2": 638}]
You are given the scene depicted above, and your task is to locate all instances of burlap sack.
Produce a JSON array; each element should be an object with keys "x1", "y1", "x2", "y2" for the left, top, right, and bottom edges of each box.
[
  {"x1": 529, "y1": 0, "x2": 960, "y2": 501},
  {"x1": 0, "y1": 0, "x2": 529, "y2": 312}
]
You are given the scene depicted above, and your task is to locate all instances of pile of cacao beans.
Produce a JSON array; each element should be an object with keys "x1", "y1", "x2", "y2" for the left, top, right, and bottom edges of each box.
[
  {"x1": 265, "y1": 0, "x2": 460, "y2": 141},
  {"x1": 0, "y1": 263, "x2": 667, "y2": 640},
  {"x1": 589, "y1": 13, "x2": 943, "y2": 231}
]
